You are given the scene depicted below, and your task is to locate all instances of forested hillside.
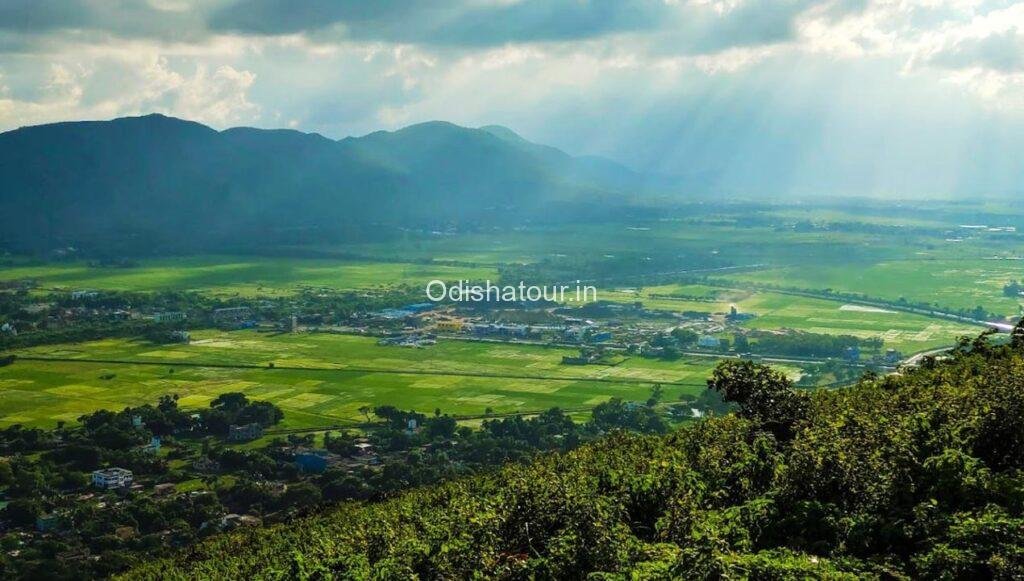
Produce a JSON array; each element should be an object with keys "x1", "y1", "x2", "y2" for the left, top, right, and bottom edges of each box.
[
  {"x1": 125, "y1": 330, "x2": 1024, "y2": 579},
  {"x1": 0, "y1": 115, "x2": 647, "y2": 254}
]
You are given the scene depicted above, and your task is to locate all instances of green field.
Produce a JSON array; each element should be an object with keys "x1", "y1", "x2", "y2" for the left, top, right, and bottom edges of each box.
[
  {"x1": 601, "y1": 284, "x2": 981, "y2": 353},
  {"x1": 0, "y1": 206, "x2": 1012, "y2": 431},
  {"x1": 0, "y1": 331, "x2": 755, "y2": 429},
  {"x1": 722, "y1": 259, "x2": 1024, "y2": 316},
  {"x1": 378, "y1": 212, "x2": 1018, "y2": 321},
  {"x1": 0, "y1": 256, "x2": 495, "y2": 297}
]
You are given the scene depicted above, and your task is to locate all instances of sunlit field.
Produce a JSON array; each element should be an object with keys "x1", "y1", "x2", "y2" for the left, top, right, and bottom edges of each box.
[
  {"x1": 0, "y1": 256, "x2": 495, "y2": 297},
  {"x1": 600, "y1": 284, "x2": 981, "y2": 353},
  {"x1": 721, "y1": 259, "x2": 1024, "y2": 316},
  {"x1": 1, "y1": 331, "x2": 757, "y2": 429}
]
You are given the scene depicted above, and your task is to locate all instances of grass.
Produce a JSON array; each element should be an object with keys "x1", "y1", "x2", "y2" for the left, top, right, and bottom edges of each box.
[
  {"x1": 721, "y1": 258, "x2": 1024, "y2": 316},
  {"x1": 600, "y1": 284, "x2": 980, "y2": 353},
  {"x1": 0, "y1": 332, "x2": 734, "y2": 429},
  {"x1": 0, "y1": 208, "x2": 1006, "y2": 430},
  {"x1": 0, "y1": 256, "x2": 495, "y2": 297}
]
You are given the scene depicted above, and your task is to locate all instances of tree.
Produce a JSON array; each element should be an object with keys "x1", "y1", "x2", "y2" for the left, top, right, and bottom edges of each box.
[
  {"x1": 424, "y1": 416, "x2": 457, "y2": 440},
  {"x1": 733, "y1": 333, "x2": 750, "y2": 353},
  {"x1": 646, "y1": 384, "x2": 664, "y2": 407},
  {"x1": 4, "y1": 498, "x2": 41, "y2": 527},
  {"x1": 671, "y1": 328, "x2": 698, "y2": 346},
  {"x1": 210, "y1": 392, "x2": 249, "y2": 412},
  {"x1": 707, "y1": 360, "x2": 807, "y2": 440},
  {"x1": 1011, "y1": 317, "x2": 1024, "y2": 351},
  {"x1": 279, "y1": 482, "x2": 322, "y2": 510}
]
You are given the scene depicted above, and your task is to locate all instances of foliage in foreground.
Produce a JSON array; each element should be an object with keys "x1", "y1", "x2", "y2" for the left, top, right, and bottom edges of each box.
[{"x1": 126, "y1": 333, "x2": 1024, "y2": 579}]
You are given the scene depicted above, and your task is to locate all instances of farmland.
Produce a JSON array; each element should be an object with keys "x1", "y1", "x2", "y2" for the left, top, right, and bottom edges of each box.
[
  {"x1": 0, "y1": 201, "x2": 1016, "y2": 431},
  {"x1": 600, "y1": 284, "x2": 981, "y2": 353},
  {"x1": 720, "y1": 258, "x2": 1024, "y2": 316},
  {"x1": 0, "y1": 331, "x2": 752, "y2": 429},
  {"x1": 0, "y1": 256, "x2": 495, "y2": 297}
]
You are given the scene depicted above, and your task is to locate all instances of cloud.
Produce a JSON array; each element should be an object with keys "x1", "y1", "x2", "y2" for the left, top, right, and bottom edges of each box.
[
  {"x1": 0, "y1": 52, "x2": 259, "y2": 129},
  {"x1": 1, "y1": 0, "x2": 1024, "y2": 200},
  {"x1": 928, "y1": 29, "x2": 1024, "y2": 73},
  {"x1": 0, "y1": 0, "x2": 92, "y2": 32},
  {"x1": 208, "y1": 0, "x2": 665, "y2": 43},
  {"x1": 208, "y1": 0, "x2": 866, "y2": 53},
  {"x1": 0, "y1": 0, "x2": 216, "y2": 48}
]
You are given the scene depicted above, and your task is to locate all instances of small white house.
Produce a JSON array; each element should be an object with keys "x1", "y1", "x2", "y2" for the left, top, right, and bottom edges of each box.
[
  {"x1": 92, "y1": 467, "x2": 133, "y2": 490},
  {"x1": 697, "y1": 335, "x2": 721, "y2": 349}
]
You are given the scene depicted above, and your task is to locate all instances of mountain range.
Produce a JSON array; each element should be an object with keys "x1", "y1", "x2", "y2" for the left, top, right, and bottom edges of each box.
[{"x1": 0, "y1": 114, "x2": 663, "y2": 254}]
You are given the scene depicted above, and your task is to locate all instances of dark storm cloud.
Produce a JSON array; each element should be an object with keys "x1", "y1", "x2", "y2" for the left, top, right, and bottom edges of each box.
[
  {"x1": 208, "y1": 0, "x2": 868, "y2": 53},
  {"x1": 209, "y1": 0, "x2": 428, "y2": 36},
  {"x1": 209, "y1": 0, "x2": 676, "y2": 45},
  {"x1": 0, "y1": 0, "x2": 213, "y2": 47},
  {"x1": 0, "y1": 0, "x2": 871, "y2": 56},
  {"x1": 0, "y1": 0, "x2": 93, "y2": 32}
]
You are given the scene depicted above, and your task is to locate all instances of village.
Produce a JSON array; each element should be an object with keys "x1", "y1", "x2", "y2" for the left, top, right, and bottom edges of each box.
[{"x1": 0, "y1": 277, "x2": 903, "y2": 370}]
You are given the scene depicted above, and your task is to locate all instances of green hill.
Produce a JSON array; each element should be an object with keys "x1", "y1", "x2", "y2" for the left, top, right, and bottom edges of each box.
[
  {"x1": 0, "y1": 115, "x2": 649, "y2": 255},
  {"x1": 125, "y1": 332, "x2": 1024, "y2": 579}
]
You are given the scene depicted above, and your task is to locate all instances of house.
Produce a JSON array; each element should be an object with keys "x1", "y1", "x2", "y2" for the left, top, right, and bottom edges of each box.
[
  {"x1": 295, "y1": 451, "x2": 329, "y2": 474},
  {"x1": 725, "y1": 305, "x2": 756, "y2": 321},
  {"x1": 193, "y1": 457, "x2": 221, "y2": 472},
  {"x1": 562, "y1": 349, "x2": 600, "y2": 365},
  {"x1": 592, "y1": 331, "x2": 612, "y2": 342},
  {"x1": 228, "y1": 423, "x2": 263, "y2": 442},
  {"x1": 36, "y1": 513, "x2": 62, "y2": 532},
  {"x1": 92, "y1": 467, "x2": 133, "y2": 490},
  {"x1": 153, "y1": 483, "x2": 176, "y2": 496},
  {"x1": 141, "y1": 436, "x2": 161, "y2": 454},
  {"x1": 217, "y1": 514, "x2": 262, "y2": 530},
  {"x1": 435, "y1": 319, "x2": 465, "y2": 333},
  {"x1": 353, "y1": 442, "x2": 375, "y2": 456},
  {"x1": 473, "y1": 323, "x2": 527, "y2": 338},
  {"x1": 153, "y1": 311, "x2": 186, "y2": 323},
  {"x1": 845, "y1": 346, "x2": 861, "y2": 362},
  {"x1": 697, "y1": 336, "x2": 721, "y2": 349},
  {"x1": 378, "y1": 308, "x2": 415, "y2": 320},
  {"x1": 213, "y1": 306, "x2": 253, "y2": 323}
]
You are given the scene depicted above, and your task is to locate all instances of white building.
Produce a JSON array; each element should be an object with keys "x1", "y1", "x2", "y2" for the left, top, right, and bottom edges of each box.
[
  {"x1": 92, "y1": 467, "x2": 133, "y2": 490},
  {"x1": 697, "y1": 335, "x2": 721, "y2": 349}
]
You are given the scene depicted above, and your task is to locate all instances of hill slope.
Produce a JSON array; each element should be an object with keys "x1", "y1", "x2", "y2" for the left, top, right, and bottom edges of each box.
[
  {"x1": 0, "y1": 115, "x2": 647, "y2": 254},
  {"x1": 125, "y1": 336, "x2": 1024, "y2": 579}
]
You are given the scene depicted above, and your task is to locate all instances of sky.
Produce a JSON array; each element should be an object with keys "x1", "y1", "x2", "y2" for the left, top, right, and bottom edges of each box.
[{"x1": 1, "y1": 0, "x2": 1023, "y2": 198}]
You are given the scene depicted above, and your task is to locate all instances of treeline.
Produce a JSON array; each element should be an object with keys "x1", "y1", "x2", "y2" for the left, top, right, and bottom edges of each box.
[
  {"x1": 498, "y1": 250, "x2": 731, "y2": 288},
  {"x1": 749, "y1": 330, "x2": 876, "y2": 358},
  {"x1": 0, "y1": 285, "x2": 427, "y2": 351},
  {"x1": 130, "y1": 328, "x2": 1024, "y2": 579}
]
